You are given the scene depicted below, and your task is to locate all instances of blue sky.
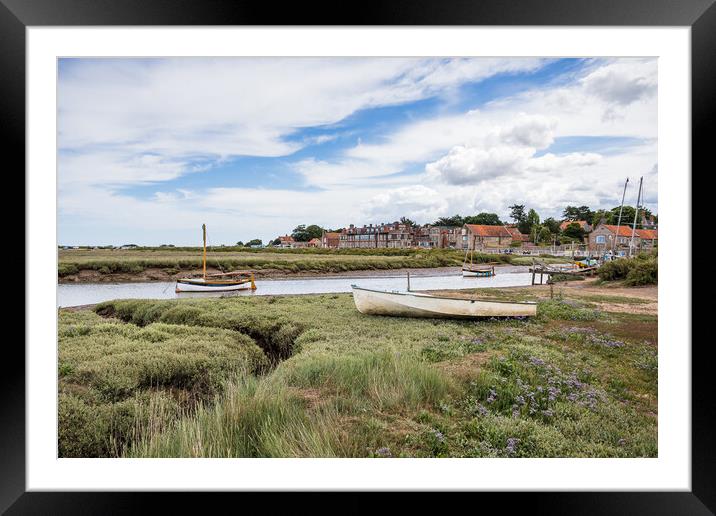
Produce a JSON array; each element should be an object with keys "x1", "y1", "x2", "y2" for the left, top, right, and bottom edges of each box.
[{"x1": 58, "y1": 57, "x2": 657, "y2": 246}]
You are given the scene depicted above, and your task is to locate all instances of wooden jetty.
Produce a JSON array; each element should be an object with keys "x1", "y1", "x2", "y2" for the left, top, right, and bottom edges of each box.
[{"x1": 528, "y1": 258, "x2": 599, "y2": 285}]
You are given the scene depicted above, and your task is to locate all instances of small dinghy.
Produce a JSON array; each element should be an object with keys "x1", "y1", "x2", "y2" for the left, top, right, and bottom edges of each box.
[
  {"x1": 462, "y1": 265, "x2": 495, "y2": 277},
  {"x1": 175, "y1": 224, "x2": 257, "y2": 293},
  {"x1": 461, "y1": 248, "x2": 497, "y2": 277},
  {"x1": 351, "y1": 285, "x2": 536, "y2": 319},
  {"x1": 175, "y1": 276, "x2": 256, "y2": 293}
]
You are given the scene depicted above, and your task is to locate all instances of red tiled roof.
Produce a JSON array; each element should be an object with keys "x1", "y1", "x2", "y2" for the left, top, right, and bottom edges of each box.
[
  {"x1": 279, "y1": 235, "x2": 294, "y2": 242},
  {"x1": 560, "y1": 220, "x2": 589, "y2": 231},
  {"x1": 504, "y1": 226, "x2": 528, "y2": 240},
  {"x1": 601, "y1": 225, "x2": 634, "y2": 237},
  {"x1": 636, "y1": 229, "x2": 658, "y2": 239},
  {"x1": 464, "y1": 224, "x2": 512, "y2": 238}
]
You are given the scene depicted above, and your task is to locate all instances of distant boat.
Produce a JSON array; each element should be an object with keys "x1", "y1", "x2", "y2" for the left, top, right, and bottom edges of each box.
[
  {"x1": 175, "y1": 224, "x2": 257, "y2": 293},
  {"x1": 462, "y1": 265, "x2": 496, "y2": 277},
  {"x1": 351, "y1": 285, "x2": 536, "y2": 319},
  {"x1": 462, "y1": 248, "x2": 497, "y2": 277}
]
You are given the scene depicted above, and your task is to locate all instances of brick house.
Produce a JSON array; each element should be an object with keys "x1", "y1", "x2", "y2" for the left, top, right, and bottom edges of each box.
[
  {"x1": 414, "y1": 225, "x2": 461, "y2": 248},
  {"x1": 588, "y1": 223, "x2": 657, "y2": 252},
  {"x1": 635, "y1": 228, "x2": 658, "y2": 250},
  {"x1": 277, "y1": 235, "x2": 295, "y2": 248},
  {"x1": 462, "y1": 224, "x2": 513, "y2": 250},
  {"x1": 339, "y1": 222, "x2": 415, "y2": 249},
  {"x1": 504, "y1": 225, "x2": 529, "y2": 245},
  {"x1": 321, "y1": 232, "x2": 341, "y2": 249}
]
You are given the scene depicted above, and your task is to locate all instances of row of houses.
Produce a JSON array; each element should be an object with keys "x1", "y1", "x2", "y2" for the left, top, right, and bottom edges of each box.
[
  {"x1": 275, "y1": 223, "x2": 529, "y2": 250},
  {"x1": 274, "y1": 219, "x2": 657, "y2": 253}
]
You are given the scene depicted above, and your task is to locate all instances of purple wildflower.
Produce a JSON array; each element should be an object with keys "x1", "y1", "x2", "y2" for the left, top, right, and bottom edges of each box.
[
  {"x1": 486, "y1": 389, "x2": 497, "y2": 404},
  {"x1": 475, "y1": 403, "x2": 489, "y2": 417},
  {"x1": 505, "y1": 437, "x2": 520, "y2": 456},
  {"x1": 375, "y1": 447, "x2": 392, "y2": 457}
]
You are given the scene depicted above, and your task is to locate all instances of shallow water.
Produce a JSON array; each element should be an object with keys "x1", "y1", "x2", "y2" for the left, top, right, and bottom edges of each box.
[{"x1": 57, "y1": 269, "x2": 536, "y2": 307}]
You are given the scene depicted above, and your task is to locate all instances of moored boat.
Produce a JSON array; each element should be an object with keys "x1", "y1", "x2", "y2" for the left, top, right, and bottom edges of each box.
[
  {"x1": 351, "y1": 285, "x2": 536, "y2": 319},
  {"x1": 175, "y1": 224, "x2": 257, "y2": 293},
  {"x1": 175, "y1": 276, "x2": 255, "y2": 292},
  {"x1": 462, "y1": 265, "x2": 495, "y2": 277}
]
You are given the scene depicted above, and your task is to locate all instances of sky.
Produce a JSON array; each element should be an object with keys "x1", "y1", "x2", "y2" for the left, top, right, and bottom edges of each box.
[{"x1": 57, "y1": 57, "x2": 657, "y2": 246}]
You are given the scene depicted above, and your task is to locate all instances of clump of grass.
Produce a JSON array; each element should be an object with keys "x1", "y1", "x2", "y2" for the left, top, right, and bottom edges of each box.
[
  {"x1": 598, "y1": 254, "x2": 657, "y2": 285},
  {"x1": 58, "y1": 310, "x2": 268, "y2": 456},
  {"x1": 537, "y1": 300, "x2": 601, "y2": 321},
  {"x1": 125, "y1": 374, "x2": 351, "y2": 458},
  {"x1": 276, "y1": 350, "x2": 454, "y2": 411}
]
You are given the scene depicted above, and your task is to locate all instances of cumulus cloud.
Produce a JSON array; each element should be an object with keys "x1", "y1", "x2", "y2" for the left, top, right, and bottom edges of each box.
[
  {"x1": 581, "y1": 59, "x2": 657, "y2": 107},
  {"x1": 361, "y1": 185, "x2": 449, "y2": 223},
  {"x1": 425, "y1": 115, "x2": 601, "y2": 185}
]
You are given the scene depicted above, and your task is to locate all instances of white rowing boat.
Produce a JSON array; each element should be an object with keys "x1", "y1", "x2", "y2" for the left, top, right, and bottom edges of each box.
[
  {"x1": 351, "y1": 285, "x2": 536, "y2": 319},
  {"x1": 175, "y1": 224, "x2": 257, "y2": 293}
]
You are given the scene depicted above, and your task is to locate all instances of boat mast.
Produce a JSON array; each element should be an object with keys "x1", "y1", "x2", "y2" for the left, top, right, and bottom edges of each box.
[
  {"x1": 613, "y1": 177, "x2": 629, "y2": 252},
  {"x1": 202, "y1": 223, "x2": 207, "y2": 279},
  {"x1": 629, "y1": 177, "x2": 643, "y2": 257}
]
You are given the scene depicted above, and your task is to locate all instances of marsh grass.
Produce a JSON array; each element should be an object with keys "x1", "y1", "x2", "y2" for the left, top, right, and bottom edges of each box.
[
  {"x1": 58, "y1": 247, "x2": 570, "y2": 277},
  {"x1": 59, "y1": 289, "x2": 657, "y2": 458}
]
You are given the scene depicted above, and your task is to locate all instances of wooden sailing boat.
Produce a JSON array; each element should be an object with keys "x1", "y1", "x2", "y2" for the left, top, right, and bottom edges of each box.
[
  {"x1": 175, "y1": 224, "x2": 257, "y2": 293},
  {"x1": 462, "y1": 247, "x2": 496, "y2": 277}
]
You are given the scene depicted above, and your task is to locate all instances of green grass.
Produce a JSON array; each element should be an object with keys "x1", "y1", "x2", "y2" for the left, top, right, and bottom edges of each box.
[
  {"x1": 58, "y1": 247, "x2": 573, "y2": 277},
  {"x1": 59, "y1": 289, "x2": 657, "y2": 458}
]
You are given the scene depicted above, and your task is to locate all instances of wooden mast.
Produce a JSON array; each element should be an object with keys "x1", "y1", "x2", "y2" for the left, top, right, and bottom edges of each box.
[{"x1": 202, "y1": 223, "x2": 207, "y2": 279}]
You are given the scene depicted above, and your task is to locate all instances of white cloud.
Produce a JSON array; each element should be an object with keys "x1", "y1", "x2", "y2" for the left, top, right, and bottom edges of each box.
[{"x1": 361, "y1": 186, "x2": 449, "y2": 222}]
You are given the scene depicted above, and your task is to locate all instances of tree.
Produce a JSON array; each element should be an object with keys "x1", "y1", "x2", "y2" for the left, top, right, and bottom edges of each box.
[
  {"x1": 525, "y1": 209, "x2": 540, "y2": 235},
  {"x1": 270, "y1": 238, "x2": 281, "y2": 246},
  {"x1": 538, "y1": 226, "x2": 552, "y2": 244},
  {"x1": 291, "y1": 224, "x2": 324, "y2": 242},
  {"x1": 609, "y1": 205, "x2": 652, "y2": 228},
  {"x1": 563, "y1": 205, "x2": 593, "y2": 222},
  {"x1": 246, "y1": 239, "x2": 262, "y2": 247},
  {"x1": 543, "y1": 217, "x2": 561, "y2": 234},
  {"x1": 563, "y1": 222, "x2": 586, "y2": 240},
  {"x1": 509, "y1": 204, "x2": 526, "y2": 224},
  {"x1": 434, "y1": 215, "x2": 464, "y2": 227},
  {"x1": 235, "y1": 241, "x2": 244, "y2": 247},
  {"x1": 464, "y1": 212, "x2": 503, "y2": 226},
  {"x1": 399, "y1": 216, "x2": 416, "y2": 226},
  {"x1": 591, "y1": 209, "x2": 614, "y2": 226},
  {"x1": 610, "y1": 206, "x2": 636, "y2": 228}
]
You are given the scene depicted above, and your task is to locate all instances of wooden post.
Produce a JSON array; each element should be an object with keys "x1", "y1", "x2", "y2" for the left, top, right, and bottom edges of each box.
[
  {"x1": 407, "y1": 271, "x2": 411, "y2": 291},
  {"x1": 550, "y1": 283, "x2": 554, "y2": 299},
  {"x1": 531, "y1": 258, "x2": 536, "y2": 285}
]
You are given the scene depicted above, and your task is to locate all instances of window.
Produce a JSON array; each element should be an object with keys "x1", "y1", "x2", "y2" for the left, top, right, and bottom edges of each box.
[{"x1": 596, "y1": 235, "x2": 606, "y2": 244}]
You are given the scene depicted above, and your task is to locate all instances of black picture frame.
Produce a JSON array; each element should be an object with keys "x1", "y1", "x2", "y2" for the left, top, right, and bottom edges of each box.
[{"x1": 5, "y1": 0, "x2": 711, "y2": 513}]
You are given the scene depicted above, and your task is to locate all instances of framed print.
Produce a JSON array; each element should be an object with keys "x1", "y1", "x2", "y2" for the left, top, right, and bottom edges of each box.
[{"x1": 5, "y1": 0, "x2": 712, "y2": 513}]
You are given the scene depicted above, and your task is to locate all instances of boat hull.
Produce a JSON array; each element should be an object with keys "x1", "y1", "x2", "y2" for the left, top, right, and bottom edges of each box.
[
  {"x1": 175, "y1": 278, "x2": 255, "y2": 292},
  {"x1": 462, "y1": 268, "x2": 495, "y2": 277},
  {"x1": 351, "y1": 285, "x2": 536, "y2": 319}
]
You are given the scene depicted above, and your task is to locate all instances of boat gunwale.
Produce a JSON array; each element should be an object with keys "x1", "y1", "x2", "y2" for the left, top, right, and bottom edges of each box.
[{"x1": 350, "y1": 284, "x2": 537, "y2": 305}]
